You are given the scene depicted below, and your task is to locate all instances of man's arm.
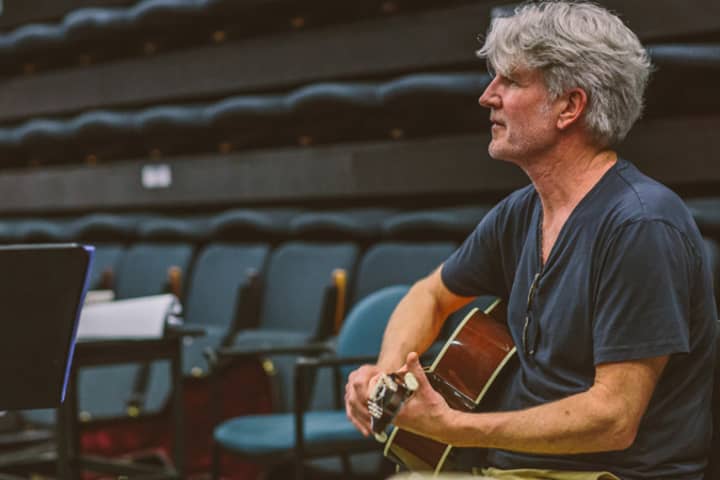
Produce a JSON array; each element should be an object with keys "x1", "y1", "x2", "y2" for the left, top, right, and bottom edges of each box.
[
  {"x1": 345, "y1": 265, "x2": 475, "y2": 436},
  {"x1": 395, "y1": 352, "x2": 668, "y2": 453},
  {"x1": 376, "y1": 266, "x2": 474, "y2": 371}
]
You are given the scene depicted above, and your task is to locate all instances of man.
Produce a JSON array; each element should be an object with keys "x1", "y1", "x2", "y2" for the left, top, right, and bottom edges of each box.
[{"x1": 345, "y1": 2, "x2": 717, "y2": 479}]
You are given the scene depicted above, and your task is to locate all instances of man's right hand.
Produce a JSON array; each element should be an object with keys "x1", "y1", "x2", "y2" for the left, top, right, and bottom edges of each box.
[{"x1": 345, "y1": 364, "x2": 383, "y2": 436}]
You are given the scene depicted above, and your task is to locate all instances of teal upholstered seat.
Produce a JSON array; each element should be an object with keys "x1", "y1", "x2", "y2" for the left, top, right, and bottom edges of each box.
[
  {"x1": 76, "y1": 217, "x2": 198, "y2": 420},
  {"x1": 351, "y1": 241, "x2": 456, "y2": 305},
  {"x1": 289, "y1": 208, "x2": 396, "y2": 243},
  {"x1": 229, "y1": 241, "x2": 360, "y2": 413},
  {"x1": 69, "y1": 214, "x2": 139, "y2": 290},
  {"x1": 13, "y1": 219, "x2": 69, "y2": 243},
  {"x1": 215, "y1": 411, "x2": 363, "y2": 456},
  {"x1": 142, "y1": 210, "x2": 284, "y2": 415},
  {"x1": 212, "y1": 285, "x2": 409, "y2": 479},
  {"x1": 382, "y1": 205, "x2": 489, "y2": 242},
  {"x1": 144, "y1": 242, "x2": 270, "y2": 413}
]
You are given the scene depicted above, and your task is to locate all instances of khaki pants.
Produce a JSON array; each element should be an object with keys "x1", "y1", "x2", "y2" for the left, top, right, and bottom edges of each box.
[
  {"x1": 391, "y1": 467, "x2": 620, "y2": 480},
  {"x1": 478, "y1": 468, "x2": 620, "y2": 479}
]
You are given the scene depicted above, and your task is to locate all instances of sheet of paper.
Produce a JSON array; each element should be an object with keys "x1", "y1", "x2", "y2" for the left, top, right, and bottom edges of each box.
[
  {"x1": 84, "y1": 289, "x2": 115, "y2": 305},
  {"x1": 76, "y1": 294, "x2": 180, "y2": 340}
]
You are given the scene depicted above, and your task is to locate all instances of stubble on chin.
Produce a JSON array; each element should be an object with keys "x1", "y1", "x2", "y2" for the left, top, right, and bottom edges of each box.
[
  {"x1": 487, "y1": 139, "x2": 507, "y2": 162},
  {"x1": 487, "y1": 142, "x2": 499, "y2": 159},
  {"x1": 487, "y1": 137, "x2": 522, "y2": 165}
]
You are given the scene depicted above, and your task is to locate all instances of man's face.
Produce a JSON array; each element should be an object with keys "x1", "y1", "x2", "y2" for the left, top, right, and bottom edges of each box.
[{"x1": 478, "y1": 66, "x2": 559, "y2": 164}]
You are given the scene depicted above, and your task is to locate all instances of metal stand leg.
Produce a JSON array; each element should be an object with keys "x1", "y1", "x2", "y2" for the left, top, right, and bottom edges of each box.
[
  {"x1": 57, "y1": 367, "x2": 80, "y2": 480},
  {"x1": 172, "y1": 338, "x2": 185, "y2": 478},
  {"x1": 56, "y1": 401, "x2": 68, "y2": 479}
]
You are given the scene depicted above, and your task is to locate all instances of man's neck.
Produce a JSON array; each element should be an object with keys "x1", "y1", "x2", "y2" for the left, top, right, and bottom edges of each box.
[{"x1": 521, "y1": 140, "x2": 617, "y2": 221}]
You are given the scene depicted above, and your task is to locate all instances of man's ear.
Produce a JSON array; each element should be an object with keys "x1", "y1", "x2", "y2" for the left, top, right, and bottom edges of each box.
[{"x1": 557, "y1": 88, "x2": 588, "y2": 130}]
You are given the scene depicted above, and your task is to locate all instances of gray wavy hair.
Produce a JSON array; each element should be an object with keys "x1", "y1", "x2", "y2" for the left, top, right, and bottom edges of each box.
[{"x1": 477, "y1": 1, "x2": 652, "y2": 147}]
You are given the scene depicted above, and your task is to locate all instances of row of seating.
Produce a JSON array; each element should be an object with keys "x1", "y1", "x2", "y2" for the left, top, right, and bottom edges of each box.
[
  {"x1": 5, "y1": 198, "x2": 720, "y2": 290},
  {"x1": 0, "y1": 72, "x2": 488, "y2": 166},
  {"x1": 9, "y1": 195, "x2": 720, "y2": 242},
  {"x1": 5, "y1": 206, "x2": 493, "y2": 476},
  {"x1": 12, "y1": 198, "x2": 720, "y2": 388},
  {"x1": 0, "y1": 205, "x2": 484, "y2": 244},
  {"x1": 17, "y1": 206, "x2": 483, "y2": 422},
  {"x1": 0, "y1": 0, "x2": 469, "y2": 75},
  {"x1": 0, "y1": 43, "x2": 718, "y2": 168}
]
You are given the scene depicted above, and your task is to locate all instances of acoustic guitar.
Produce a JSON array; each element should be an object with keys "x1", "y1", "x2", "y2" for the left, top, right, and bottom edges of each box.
[{"x1": 368, "y1": 299, "x2": 516, "y2": 473}]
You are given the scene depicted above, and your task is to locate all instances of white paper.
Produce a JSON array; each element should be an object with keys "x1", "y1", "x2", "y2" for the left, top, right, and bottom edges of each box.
[
  {"x1": 84, "y1": 289, "x2": 115, "y2": 305},
  {"x1": 76, "y1": 294, "x2": 180, "y2": 341}
]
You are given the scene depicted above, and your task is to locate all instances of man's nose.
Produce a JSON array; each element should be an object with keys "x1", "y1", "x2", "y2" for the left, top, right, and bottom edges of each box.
[{"x1": 478, "y1": 77, "x2": 501, "y2": 109}]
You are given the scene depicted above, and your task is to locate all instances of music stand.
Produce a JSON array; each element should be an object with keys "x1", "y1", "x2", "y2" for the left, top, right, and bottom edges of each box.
[{"x1": 0, "y1": 244, "x2": 93, "y2": 410}]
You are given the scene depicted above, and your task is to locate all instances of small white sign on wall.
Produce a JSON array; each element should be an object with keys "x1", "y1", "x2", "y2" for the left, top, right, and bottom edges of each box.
[{"x1": 141, "y1": 164, "x2": 172, "y2": 189}]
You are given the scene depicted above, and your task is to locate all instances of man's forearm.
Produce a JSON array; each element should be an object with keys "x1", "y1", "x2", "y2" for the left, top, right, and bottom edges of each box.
[
  {"x1": 443, "y1": 389, "x2": 635, "y2": 454},
  {"x1": 437, "y1": 356, "x2": 666, "y2": 454},
  {"x1": 376, "y1": 280, "x2": 446, "y2": 372}
]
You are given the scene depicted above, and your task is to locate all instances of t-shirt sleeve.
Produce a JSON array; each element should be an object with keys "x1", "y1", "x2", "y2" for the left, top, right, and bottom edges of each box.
[
  {"x1": 593, "y1": 219, "x2": 696, "y2": 364},
  {"x1": 441, "y1": 202, "x2": 508, "y2": 299}
]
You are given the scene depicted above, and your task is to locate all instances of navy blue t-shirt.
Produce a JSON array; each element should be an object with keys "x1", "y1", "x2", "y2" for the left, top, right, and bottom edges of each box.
[{"x1": 441, "y1": 159, "x2": 717, "y2": 479}]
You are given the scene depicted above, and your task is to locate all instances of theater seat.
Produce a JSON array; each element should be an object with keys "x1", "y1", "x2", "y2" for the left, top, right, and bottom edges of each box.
[
  {"x1": 114, "y1": 217, "x2": 201, "y2": 299},
  {"x1": 204, "y1": 95, "x2": 289, "y2": 152},
  {"x1": 0, "y1": 222, "x2": 16, "y2": 245},
  {"x1": 286, "y1": 82, "x2": 382, "y2": 146},
  {"x1": 382, "y1": 204, "x2": 489, "y2": 242},
  {"x1": 228, "y1": 240, "x2": 359, "y2": 413},
  {"x1": 77, "y1": 217, "x2": 201, "y2": 422},
  {"x1": 147, "y1": 208, "x2": 292, "y2": 388},
  {"x1": 68, "y1": 110, "x2": 140, "y2": 164},
  {"x1": 12, "y1": 219, "x2": 69, "y2": 244},
  {"x1": 378, "y1": 72, "x2": 492, "y2": 140},
  {"x1": 645, "y1": 44, "x2": 720, "y2": 118},
  {"x1": 212, "y1": 285, "x2": 409, "y2": 480},
  {"x1": 136, "y1": 104, "x2": 210, "y2": 158},
  {"x1": 11, "y1": 119, "x2": 71, "y2": 165},
  {"x1": 351, "y1": 242, "x2": 456, "y2": 306},
  {"x1": 69, "y1": 214, "x2": 138, "y2": 290},
  {"x1": 359, "y1": 206, "x2": 490, "y2": 342},
  {"x1": 288, "y1": 208, "x2": 395, "y2": 244}
]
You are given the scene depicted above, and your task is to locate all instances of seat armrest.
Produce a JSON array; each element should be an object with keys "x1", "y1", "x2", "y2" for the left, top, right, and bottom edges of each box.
[
  {"x1": 165, "y1": 324, "x2": 206, "y2": 338},
  {"x1": 225, "y1": 269, "x2": 263, "y2": 340},
  {"x1": 204, "y1": 341, "x2": 333, "y2": 369},
  {"x1": 294, "y1": 354, "x2": 379, "y2": 412},
  {"x1": 292, "y1": 354, "x2": 379, "y2": 454},
  {"x1": 295, "y1": 354, "x2": 378, "y2": 370}
]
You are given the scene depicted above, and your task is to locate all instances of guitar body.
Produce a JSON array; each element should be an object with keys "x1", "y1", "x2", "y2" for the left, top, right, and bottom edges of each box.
[{"x1": 383, "y1": 299, "x2": 516, "y2": 473}]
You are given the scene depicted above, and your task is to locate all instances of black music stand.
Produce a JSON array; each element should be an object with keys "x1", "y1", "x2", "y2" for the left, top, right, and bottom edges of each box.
[{"x1": 0, "y1": 244, "x2": 93, "y2": 411}]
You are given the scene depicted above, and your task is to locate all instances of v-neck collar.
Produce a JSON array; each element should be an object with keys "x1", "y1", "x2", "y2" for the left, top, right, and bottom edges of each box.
[{"x1": 533, "y1": 158, "x2": 624, "y2": 271}]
